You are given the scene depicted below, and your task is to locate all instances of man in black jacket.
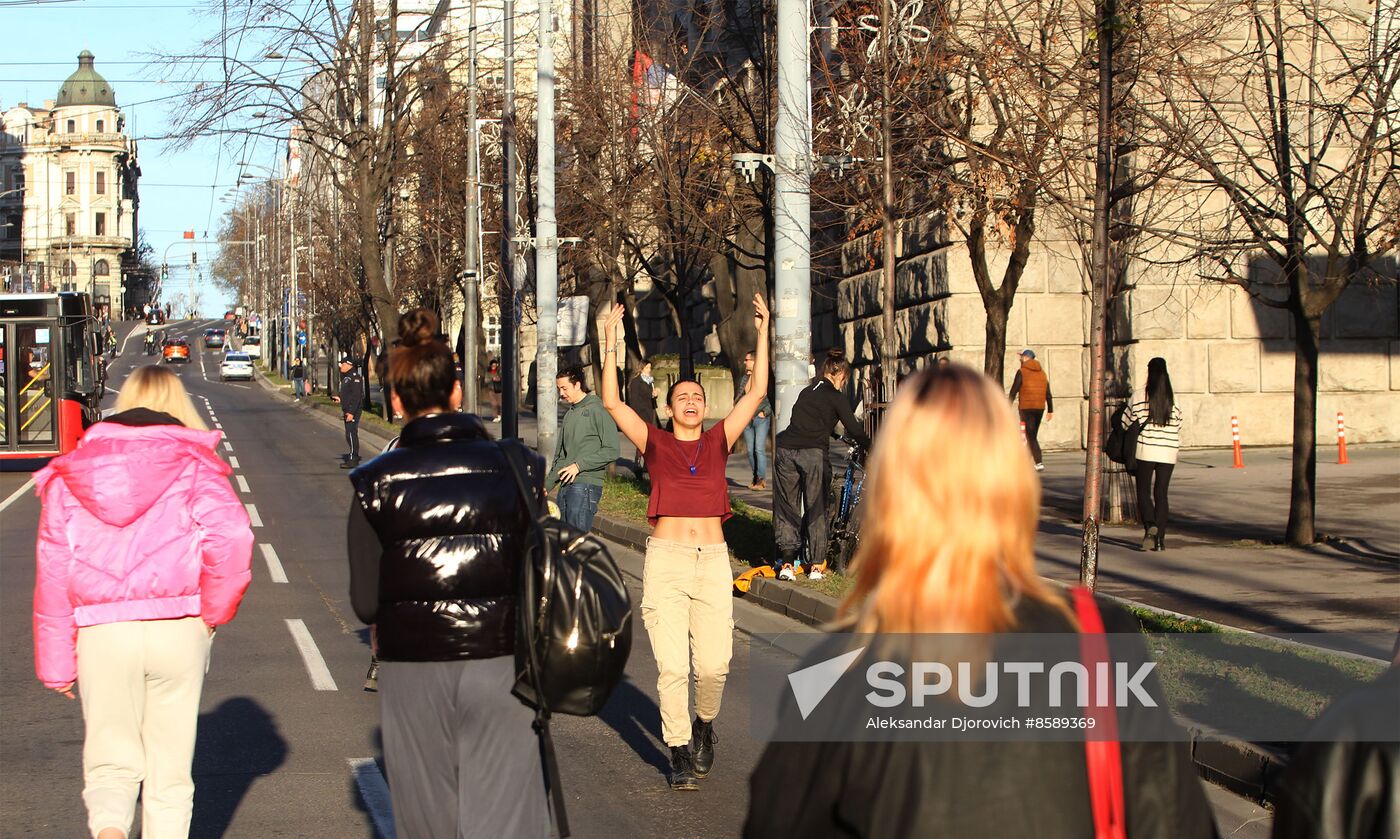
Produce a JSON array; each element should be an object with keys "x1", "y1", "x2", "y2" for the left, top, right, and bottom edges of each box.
[
  {"x1": 774, "y1": 353, "x2": 870, "y2": 581},
  {"x1": 333, "y1": 355, "x2": 365, "y2": 468}
]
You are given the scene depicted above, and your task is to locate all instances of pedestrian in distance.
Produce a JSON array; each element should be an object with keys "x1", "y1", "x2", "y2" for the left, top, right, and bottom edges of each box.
[
  {"x1": 626, "y1": 360, "x2": 660, "y2": 473},
  {"x1": 33, "y1": 364, "x2": 254, "y2": 839},
  {"x1": 332, "y1": 355, "x2": 364, "y2": 468},
  {"x1": 548, "y1": 365, "x2": 620, "y2": 533},
  {"x1": 290, "y1": 356, "x2": 306, "y2": 400},
  {"x1": 745, "y1": 363, "x2": 1216, "y2": 839},
  {"x1": 740, "y1": 350, "x2": 773, "y2": 491},
  {"x1": 346, "y1": 309, "x2": 551, "y2": 838},
  {"x1": 1009, "y1": 348, "x2": 1053, "y2": 471},
  {"x1": 1121, "y1": 357, "x2": 1184, "y2": 552},
  {"x1": 773, "y1": 350, "x2": 871, "y2": 582},
  {"x1": 599, "y1": 294, "x2": 771, "y2": 791},
  {"x1": 485, "y1": 357, "x2": 503, "y2": 420}
]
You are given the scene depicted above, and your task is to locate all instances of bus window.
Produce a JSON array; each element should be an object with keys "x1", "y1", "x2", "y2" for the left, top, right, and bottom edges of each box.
[
  {"x1": 16, "y1": 324, "x2": 56, "y2": 445},
  {"x1": 66, "y1": 320, "x2": 91, "y2": 394}
]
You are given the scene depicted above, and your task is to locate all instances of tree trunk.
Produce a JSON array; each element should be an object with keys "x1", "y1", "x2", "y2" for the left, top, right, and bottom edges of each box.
[
  {"x1": 1285, "y1": 308, "x2": 1321, "y2": 545},
  {"x1": 983, "y1": 295, "x2": 1009, "y2": 384}
]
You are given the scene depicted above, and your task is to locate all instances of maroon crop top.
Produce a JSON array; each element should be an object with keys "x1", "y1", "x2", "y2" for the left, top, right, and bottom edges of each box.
[{"x1": 644, "y1": 422, "x2": 732, "y2": 525}]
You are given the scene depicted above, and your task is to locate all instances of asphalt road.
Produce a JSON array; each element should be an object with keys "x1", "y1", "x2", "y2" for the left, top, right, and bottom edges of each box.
[{"x1": 0, "y1": 318, "x2": 1272, "y2": 838}]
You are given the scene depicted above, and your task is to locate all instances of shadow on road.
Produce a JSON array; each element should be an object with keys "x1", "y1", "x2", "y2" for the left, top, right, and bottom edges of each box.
[
  {"x1": 597, "y1": 677, "x2": 669, "y2": 778},
  {"x1": 190, "y1": 697, "x2": 288, "y2": 838}
]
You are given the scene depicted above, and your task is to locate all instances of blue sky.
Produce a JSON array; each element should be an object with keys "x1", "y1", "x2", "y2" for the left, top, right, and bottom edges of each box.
[{"x1": 0, "y1": 0, "x2": 284, "y2": 314}]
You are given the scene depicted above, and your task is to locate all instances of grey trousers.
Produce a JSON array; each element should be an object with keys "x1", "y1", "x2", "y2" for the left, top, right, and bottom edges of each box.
[
  {"x1": 379, "y1": 656, "x2": 550, "y2": 839},
  {"x1": 774, "y1": 446, "x2": 830, "y2": 564}
]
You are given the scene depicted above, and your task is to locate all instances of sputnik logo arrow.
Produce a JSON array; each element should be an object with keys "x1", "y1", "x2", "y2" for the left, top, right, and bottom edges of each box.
[{"x1": 788, "y1": 646, "x2": 867, "y2": 720}]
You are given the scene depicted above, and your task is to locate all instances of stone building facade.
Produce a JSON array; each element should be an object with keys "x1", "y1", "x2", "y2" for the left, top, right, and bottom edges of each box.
[
  {"x1": 831, "y1": 216, "x2": 1400, "y2": 450},
  {"x1": 0, "y1": 51, "x2": 140, "y2": 313}
]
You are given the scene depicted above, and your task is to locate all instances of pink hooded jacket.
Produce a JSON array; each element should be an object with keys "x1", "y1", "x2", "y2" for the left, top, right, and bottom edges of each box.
[{"x1": 32, "y1": 416, "x2": 254, "y2": 689}]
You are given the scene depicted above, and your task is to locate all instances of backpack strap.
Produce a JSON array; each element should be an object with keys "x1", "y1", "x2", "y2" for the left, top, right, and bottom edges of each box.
[
  {"x1": 1072, "y1": 587, "x2": 1126, "y2": 839},
  {"x1": 497, "y1": 440, "x2": 572, "y2": 837}
]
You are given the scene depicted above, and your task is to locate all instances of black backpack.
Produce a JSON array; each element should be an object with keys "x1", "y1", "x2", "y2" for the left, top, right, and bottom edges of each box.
[
  {"x1": 1106, "y1": 403, "x2": 1143, "y2": 469},
  {"x1": 498, "y1": 442, "x2": 633, "y2": 838}
]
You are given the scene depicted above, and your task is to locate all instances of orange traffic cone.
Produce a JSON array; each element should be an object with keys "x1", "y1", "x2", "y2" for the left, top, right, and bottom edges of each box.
[
  {"x1": 1337, "y1": 412, "x2": 1349, "y2": 465},
  {"x1": 1231, "y1": 416, "x2": 1244, "y2": 469}
]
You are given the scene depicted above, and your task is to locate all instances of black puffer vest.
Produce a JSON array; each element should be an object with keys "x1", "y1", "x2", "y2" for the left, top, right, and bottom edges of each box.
[{"x1": 349, "y1": 413, "x2": 544, "y2": 662}]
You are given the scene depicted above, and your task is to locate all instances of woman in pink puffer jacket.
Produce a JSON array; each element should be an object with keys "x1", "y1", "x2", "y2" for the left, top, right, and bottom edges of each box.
[{"x1": 33, "y1": 364, "x2": 253, "y2": 839}]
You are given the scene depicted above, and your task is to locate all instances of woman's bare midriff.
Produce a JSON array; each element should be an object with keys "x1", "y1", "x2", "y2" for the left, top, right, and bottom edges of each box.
[{"x1": 652, "y1": 516, "x2": 726, "y2": 546}]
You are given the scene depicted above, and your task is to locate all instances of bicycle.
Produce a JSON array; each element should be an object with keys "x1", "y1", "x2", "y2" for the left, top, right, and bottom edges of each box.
[{"x1": 824, "y1": 436, "x2": 868, "y2": 575}]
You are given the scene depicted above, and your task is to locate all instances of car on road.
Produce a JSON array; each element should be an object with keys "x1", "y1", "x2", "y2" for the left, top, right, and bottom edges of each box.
[
  {"x1": 203, "y1": 328, "x2": 226, "y2": 348},
  {"x1": 146, "y1": 309, "x2": 166, "y2": 325},
  {"x1": 242, "y1": 334, "x2": 262, "y2": 359},
  {"x1": 220, "y1": 351, "x2": 254, "y2": 381},
  {"x1": 224, "y1": 311, "x2": 237, "y2": 322},
  {"x1": 162, "y1": 338, "x2": 190, "y2": 364}
]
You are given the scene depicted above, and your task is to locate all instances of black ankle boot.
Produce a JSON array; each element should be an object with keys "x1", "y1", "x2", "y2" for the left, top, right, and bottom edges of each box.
[
  {"x1": 1141, "y1": 526, "x2": 1158, "y2": 552},
  {"x1": 691, "y1": 717, "x2": 718, "y2": 778},
  {"x1": 1155, "y1": 532, "x2": 1166, "y2": 551},
  {"x1": 669, "y1": 746, "x2": 699, "y2": 790}
]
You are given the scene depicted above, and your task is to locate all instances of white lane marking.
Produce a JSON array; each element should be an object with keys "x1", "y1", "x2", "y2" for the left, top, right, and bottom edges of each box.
[
  {"x1": 259, "y1": 543, "x2": 289, "y2": 584},
  {"x1": 228, "y1": 384, "x2": 250, "y2": 390},
  {"x1": 348, "y1": 759, "x2": 397, "y2": 838},
  {"x1": 286, "y1": 619, "x2": 338, "y2": 691},
  {"x1": 0, "y1": 478, "x2": 37, "y2": 513},
  {"x1": 236, "y1": 475, "x2": 251, "y2": 494},
  {"x1": 223, "y1": 441, "x2": 233, "y2": 452},
  {"x1": 105, "y1": 386, "x2": 121, "y2": 394},
  {"x1": 228, "y1": 456, "x2": 240, "y2": 469},
  {"x1": 214, "y1": 423, "x2": 223, "y2": 429},
  {"x1": 246, "y1": 503, "x2": 263, "y2": 527}
]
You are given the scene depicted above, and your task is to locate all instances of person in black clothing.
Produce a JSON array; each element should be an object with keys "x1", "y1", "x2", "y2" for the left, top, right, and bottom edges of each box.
[
  {"x1": 746, "y1": 364, "x2": 1214, "y2": 839},
  {"x1": 346, "y1": 308, "x2": 548, "y2": 838},
  {"x1": 625, "y1": 360, "x2": 659, "y2": 472},
  {"x1": 773, "y1": 350, "x2": 871, "y2": 581},
  {"x1": 333, "y1": 356, "x2": 364, "y2": 467}
]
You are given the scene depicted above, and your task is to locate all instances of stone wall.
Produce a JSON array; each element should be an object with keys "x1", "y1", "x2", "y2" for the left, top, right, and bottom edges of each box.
[{"x1": 834, "y1": 215, "x2": 1400, "y2": 449}]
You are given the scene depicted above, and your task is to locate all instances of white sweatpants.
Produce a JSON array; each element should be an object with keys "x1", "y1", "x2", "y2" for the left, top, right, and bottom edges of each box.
[{"x1": 76, "y1": 617, "x2": 211, "y2": 839}]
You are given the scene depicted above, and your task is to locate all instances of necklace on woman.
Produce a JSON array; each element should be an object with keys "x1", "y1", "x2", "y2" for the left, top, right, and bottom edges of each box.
[{"x1": 685, "y1": 437, "x2": 704, "y2": 475}]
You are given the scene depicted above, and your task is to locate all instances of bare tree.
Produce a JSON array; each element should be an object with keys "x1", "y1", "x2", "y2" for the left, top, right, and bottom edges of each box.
[{"x1": 1147, "y1": 0, "x2": 1399, "y2": 545}]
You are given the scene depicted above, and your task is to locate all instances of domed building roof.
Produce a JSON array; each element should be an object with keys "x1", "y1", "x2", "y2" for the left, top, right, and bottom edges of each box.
[{"x1": 56, "y1": 50, "x2": 116, "y2": 108}]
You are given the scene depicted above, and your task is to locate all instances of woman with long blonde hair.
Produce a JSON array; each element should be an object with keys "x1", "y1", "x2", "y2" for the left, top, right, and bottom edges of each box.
[
  {"x1": 35, "y1": 364, "x2": 253, "y2": 839},
  {"x1": 744, "y1": 364, "x2": 1214, "y2": 838}
]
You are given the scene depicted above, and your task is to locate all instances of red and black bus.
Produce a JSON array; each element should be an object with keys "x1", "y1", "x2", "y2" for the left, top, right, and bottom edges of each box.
[{"x1": 0, "y1": 292, "x2": 103, "y2": 469}]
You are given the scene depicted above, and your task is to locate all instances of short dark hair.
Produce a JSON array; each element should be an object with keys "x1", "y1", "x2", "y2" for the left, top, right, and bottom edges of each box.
[{"x1": 557, "y1": 365, "x2": 589, "y2": 392}]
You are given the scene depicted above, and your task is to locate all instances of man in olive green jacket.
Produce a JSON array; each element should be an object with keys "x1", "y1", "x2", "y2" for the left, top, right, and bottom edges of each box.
[{"x1": 549, "y1": 366, "x2": 620, "y2": 531}]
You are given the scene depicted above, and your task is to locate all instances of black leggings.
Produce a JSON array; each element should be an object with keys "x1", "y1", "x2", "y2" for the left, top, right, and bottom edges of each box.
[{"x1": 1134, "y1": 460, "x2": 1174, "y2": 536}]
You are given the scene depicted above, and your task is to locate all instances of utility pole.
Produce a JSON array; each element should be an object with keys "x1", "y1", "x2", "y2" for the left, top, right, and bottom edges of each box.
[
  {"x1": 461, "y1": 0, "x2": 481, "y2": 417},
  {"x1": 771, "y1": 0, "x2": 811, "y2": 432},
  {"x1": 1080, "y1": 0, "x2": 1115, "y2": 589},
  {"x1": 879, "y1": 0, "x2": 897, "y2": 406},
  {"x1": 535, "y1": 0, "x2": 559, "y2": 465},
  {"x1": 287, "y1": 190, "x2": 297, "y2": 380},
  {"x1": 500, "y1": 0, "x2": 519, "y2": 439}
]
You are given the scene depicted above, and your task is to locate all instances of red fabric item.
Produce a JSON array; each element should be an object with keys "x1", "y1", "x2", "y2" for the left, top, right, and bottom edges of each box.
[
  {"x1": 644, "y1": 422, "x2": 732, "y2": 525},
  {"x1": 1073, "y1": 587, "x2": 1127, "y2": 839}
]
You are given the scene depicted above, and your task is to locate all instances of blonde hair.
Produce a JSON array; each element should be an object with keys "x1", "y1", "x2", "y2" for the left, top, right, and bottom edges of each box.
[
  {"x1": 839, "y1": 364, "x2": 1069, "y2": 634},
  {"x1": 113, "y1": 365, "x2": 209, "y2": 431}
]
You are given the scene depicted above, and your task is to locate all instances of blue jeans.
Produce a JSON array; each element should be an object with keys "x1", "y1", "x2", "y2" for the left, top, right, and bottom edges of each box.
[
  {"x1": 557, "y1": 481, "x2": 603, "y2": 532},
  {"x1": 743, "y1": 414, "x2": 771, "y2": 482}
]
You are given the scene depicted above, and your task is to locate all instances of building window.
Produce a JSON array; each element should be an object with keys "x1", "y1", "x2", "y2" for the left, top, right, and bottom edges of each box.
[
  {"x1": 67, "y1": 119, "x2": 76, "y2": 133},
  {"x1": 94, "y1": 259, "x2": 110, "y2": 276},
  {"x1": 65, "y1": 171, "x2": 76, "y2": 195},
  {"x1": 61, "y1": 259, "x2": 76, "y2": 277},
  {"x1": 96, "y1": 119, "x2": 104, "y2": 133},
  {"x1": 95, "y1": 212, "x2": 106, "y2": 236},
  {"x1": 65, "y1": 213, "x2": 76, "y2": 236},
  {"x1": 96, "y1": 171, "x2": 106, "y2": 194},
  {"x1": 4, "y1": 214, "x2": 18, "y2": 239}
]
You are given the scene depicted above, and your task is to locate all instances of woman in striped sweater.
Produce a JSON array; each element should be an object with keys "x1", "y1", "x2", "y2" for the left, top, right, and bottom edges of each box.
[{"x1": 1122, "y1": 357, "x2": 1184, "y2": 551}]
